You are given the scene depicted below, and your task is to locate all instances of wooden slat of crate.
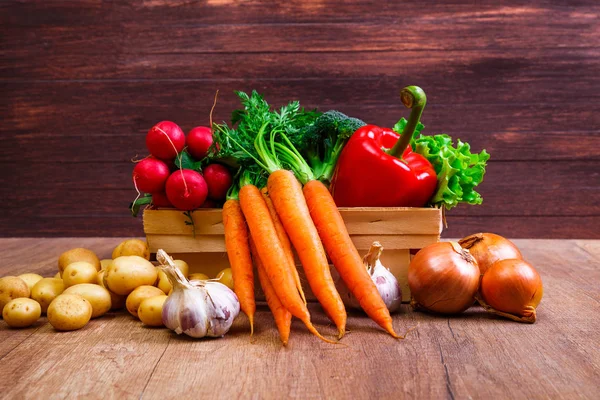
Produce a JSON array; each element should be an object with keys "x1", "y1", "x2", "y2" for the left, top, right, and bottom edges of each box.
[
  {"x1": 143, "y1": 207, "x2": 443, "y2": 236},
  {"x1": 146, "y1": 233, "x2": 440, "y2": 254}
]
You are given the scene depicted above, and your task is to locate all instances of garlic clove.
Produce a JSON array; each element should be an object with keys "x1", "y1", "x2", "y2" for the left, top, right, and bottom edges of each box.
[
  {"x1": 371, "y1": 259, "x2": 402, "y2": 313},
  {"x1": 334, "y1": 242, "x2": 402, "y2": 313}
]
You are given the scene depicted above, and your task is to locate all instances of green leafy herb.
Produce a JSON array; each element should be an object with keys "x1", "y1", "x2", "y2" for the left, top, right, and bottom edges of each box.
[
  {"x1": 212, "y1": 90, "x2": 321, "y2": 174},
  {"x1": 183, "y1": 211, "x2": 196, "y2": 237},
  {"x1": 175, "y1": 150, "x2": 203, "y2": 171},
  {"x1": 394, "y1": 118, "x2": 490, "y2": 210},
  {"x1": 130, "y1": 193, "x2": 153, "y2": 217}
]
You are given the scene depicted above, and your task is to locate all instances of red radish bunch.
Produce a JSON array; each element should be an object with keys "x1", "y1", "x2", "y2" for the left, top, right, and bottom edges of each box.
[
  {"x1": 203, "y1": 163, "x2": 233, "y2": 201},
  {"x1": 146, "y1": 121, "x2": 185, "y2": 160},
  {"x1": 132, "y1": 157, "x2": 170, "y2": 193},
  {"x1": 187, "y1": 126, "x2": 214, "y2": 160},
  {"x1": 130, "y1": 120, "x2": 232, "y2": 213},
  {"x1": 166, "y1": 170, "x2": 208, "y2": 211},
  {"x1": 151, "y1": 192, "x2": 172, "y2": 208}
]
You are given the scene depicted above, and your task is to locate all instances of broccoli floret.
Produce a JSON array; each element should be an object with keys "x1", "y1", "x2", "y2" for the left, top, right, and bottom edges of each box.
[
  {"x1": 301, "y1": 110, "x2": 366, "y2": 184},
  {"x1": 315, "y1": 110, "x2": 366, "y2": 138}
]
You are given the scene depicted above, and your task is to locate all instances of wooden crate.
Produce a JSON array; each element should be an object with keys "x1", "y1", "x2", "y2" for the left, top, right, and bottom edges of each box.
[{"x1": 143, "y1": 207, "x2": 443, "y2": 302}]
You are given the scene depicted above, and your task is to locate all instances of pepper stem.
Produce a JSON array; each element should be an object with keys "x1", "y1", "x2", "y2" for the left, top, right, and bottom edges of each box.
[{"x1": 388, "y1": 86, "x2": 427, "y2": 158}]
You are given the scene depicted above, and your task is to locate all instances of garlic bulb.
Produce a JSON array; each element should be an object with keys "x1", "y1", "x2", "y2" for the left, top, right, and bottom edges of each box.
[
  {"x1": 157, "y1": 250, "x2": 240, "y2": 338},
  {"x1": 334, "y1": 242, "x2": 402, "y2": 313}
]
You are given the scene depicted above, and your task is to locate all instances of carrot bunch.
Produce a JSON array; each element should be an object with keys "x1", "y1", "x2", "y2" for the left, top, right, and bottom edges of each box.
[{"x1": 216, "y1": 91, "x2": 400, "y2": 345}]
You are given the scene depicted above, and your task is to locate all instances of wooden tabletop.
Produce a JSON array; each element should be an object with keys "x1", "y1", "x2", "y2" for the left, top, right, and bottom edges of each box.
[{"x1": 1, "y1": 238, "x2": 599, "y2": 399}]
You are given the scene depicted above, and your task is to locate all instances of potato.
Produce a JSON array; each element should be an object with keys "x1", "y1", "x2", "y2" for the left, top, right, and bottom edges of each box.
[
  {"x1": 18, "y1": 273, "x2": 44, "y2": 292},
  {"x1": 157, "y1": 270, "x2": 171, "y2": 295},
  {"x1": 97, "y1": 270, "x2": 126, "y2": 310},
  {"x1": 216, "y1": 268, "x2": 234, "y2": 290},
  {"x1": 58, "y1": 248, "x2": 100, "y2": 274},
  {"x1": 31, "y1": 278, "x2": 65, "y2": 313},
  {"x1": 54, "y1": 272, "x2": 62, "y2": 279},
  {"x1": 173, "y1": 260, "x2": 190, "y2": 278},
  {"x1": 100, "y1": 259, "x2": 113, "y2": 270},
  {"x1": 2, "y1": 298, "x2": 41, "y2": 328},
  {"x1": 188, "y1": 273, "x2": 209, "y2": 282},
  {"x1": 112, "y1": 239, "x2": 150, "y2": 260},
  {"x1": 157, "y1": 261, "x2": 191, "y2": 294},
  {"x1": 138, "y1": 295, "x2": 167, "y2": 327},
  {"x1": 0, "y1": 276, "x2": 31, "y2": 312},
  {"x1": 62, "y1": 262, "x2": 98, "y2": 288},
  {"x1": 105, "y1": 256, "x2": 158, "y2": 296},
  {"x1": 126, "y1": 286, "x2": 165, "y2": 318},
  {"x1": 64, "y1": 284, "x2": 111, "y2": 318},
  {"x1": 47, "y1": 294, "x2": 92, "y2": 331}
]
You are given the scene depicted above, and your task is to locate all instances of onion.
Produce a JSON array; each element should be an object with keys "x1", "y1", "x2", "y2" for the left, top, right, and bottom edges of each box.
[
  {"x1": 408, "y1": 242, "x2": 480, "y2": 314},
  {"x1": 478, "y1": 259, "x2": 543, "y2": 323},
  {"x1": 458, "y1": 233, "x2": 522, "y2": 274}
]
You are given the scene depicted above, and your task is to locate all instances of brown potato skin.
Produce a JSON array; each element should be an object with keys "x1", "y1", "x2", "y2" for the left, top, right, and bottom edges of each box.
[
  {"x1": 47, "y1": 294, "x2": 93, "y2": 331},
  {"x1": 64, "y1": 284, "x2": 112, "y2": 318},
  {"x1": 138, "y1": 295, "x2": 167, "y2": 327},
  {"x1": 18, "y1": 273, "x2": 44, "y2": 292},
  {"x1": 112, "y1": 239, "x2": 150, "y2": 260},
  {"x1": 97, "y1": 270, "x2": 126, "y2": 310},
  {"x1": 105, "y1": 256, "x2": 158, "y2": 296},
  {"x1": 3, "y1": 298, "x2": 41, "y2": 328},
  {"x1": 126, "y1": 286, "x2": 165, "y2": 318},
  {"x1": 58, "y1": 248, "x2": 100, "y2": 274},
  {"x1": 62, "y1": 262, "x2": 98, "y2": 288},
  {"x1": 31, "y1": 278, "x2": 65, "y2": 313},
  {"x1": 0, "y1": 276, "x2": 31, "y2": 312}
]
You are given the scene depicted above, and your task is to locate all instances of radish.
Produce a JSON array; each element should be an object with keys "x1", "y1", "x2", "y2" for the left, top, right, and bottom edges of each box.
[
  {"x1": 186, "y1": 126, "x2": 214, "y2": 160},
  {"x1": 203, "y1": 163, "x2": 233, "y2": 201},
  {"x1": 165, "y1": 169, "x2": 208, "y2": 211},
  {"x1": 147, "y1": 121, "x2": 185, "y2": 160},
  {"x1": 152, "y1": 192, "x2": 173, "y2": 208},
  {"x1": 132, "y1": 157, "x2": 170, "y2": 193},
  {"x1": 200, "y1": 198, "x2": 220, "y2": 208}
]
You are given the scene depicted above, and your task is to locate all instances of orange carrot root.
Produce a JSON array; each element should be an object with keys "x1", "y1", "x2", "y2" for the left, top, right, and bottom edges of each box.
[
  {"x1": 239, "y1": 184, "x2": 329, "y2": 342},
  {"x1": 223, "y1": 199, "x2": 255, "y2": 335},
  {"x1": 251, "y1": 236, "x2": 292, "y2": 346},
  {"x1": 267, "y1": 170, "x2": 347, "y2": 339},
  {"x1": 260, "y1": 187, "x2": 307, "y2": 305},
  {"x1": 303, "y1": 179, "x2": 398, "y2": 338}
]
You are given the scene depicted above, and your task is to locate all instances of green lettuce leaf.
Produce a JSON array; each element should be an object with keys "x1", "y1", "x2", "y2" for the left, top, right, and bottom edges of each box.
[
  {"x1": 392, "y1": 117, "x2": 424, "y2": 137},
  {"x1": 393, "y1": 117, "x2": 490, "y2": 210},
  {"x1": 411, "y1": 133, "x2": 490, "y2": 210}
]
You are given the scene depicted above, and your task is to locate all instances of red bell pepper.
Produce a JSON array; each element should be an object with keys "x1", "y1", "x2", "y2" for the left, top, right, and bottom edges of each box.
[{"x1": 330, "y1": 86, "x2": 438, "y2": 207}]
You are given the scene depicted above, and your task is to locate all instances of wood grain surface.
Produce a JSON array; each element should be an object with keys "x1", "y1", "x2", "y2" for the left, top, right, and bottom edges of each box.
[
  {"x1": 1, "y1": 237, "x2": 599, "y2": 399},
  {"x1": 1, "y1": 0, "x2": 599, "y2": 238}
]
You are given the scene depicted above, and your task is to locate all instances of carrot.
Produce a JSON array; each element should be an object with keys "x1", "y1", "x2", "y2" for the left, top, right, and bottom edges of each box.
[
  {"x1": 250, "y1": 236, "x2": 292, "y2": 346},
  {"x1": 238, "y1": 183, "x2": 334, "y2": 344},
  {"x1": 222, "y1": 199, "x2": 255, "y2": 334},
  {"x1": 303, "y1": 179, "x2": 400, "y2": 337},
  {"x1": 267, "y1": 169, "x2": 347, "y2": 339},
  {"x1": 260, "y1": 187, "x2": 306, "y2": 305}
]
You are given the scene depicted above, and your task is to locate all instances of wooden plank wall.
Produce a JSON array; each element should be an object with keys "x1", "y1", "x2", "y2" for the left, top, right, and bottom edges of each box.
[{"x1": 1, "y1": 0, "x2": 599, "y2": 238}]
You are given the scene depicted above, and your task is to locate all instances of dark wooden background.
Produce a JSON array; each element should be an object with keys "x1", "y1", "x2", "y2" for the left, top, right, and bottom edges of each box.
[{"x1": 1, "y1": 1, "x2": 599, "y2": 238}]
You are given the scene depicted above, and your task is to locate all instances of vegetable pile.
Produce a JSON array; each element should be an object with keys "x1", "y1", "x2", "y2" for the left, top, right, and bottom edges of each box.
[
  {"x1": 409, "y1": 233, "x2": 544, "y2": 323},
  {"x1": 0, "y1": 241, "x2": 236, "y2": 333},
  {"x1": 125, "y1": 86, "x2": 513, "y2": 344},
  {"x1": 2, "y1": 86, "x2": 544, "y2": 344}
]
